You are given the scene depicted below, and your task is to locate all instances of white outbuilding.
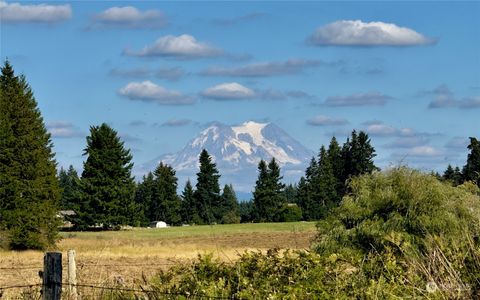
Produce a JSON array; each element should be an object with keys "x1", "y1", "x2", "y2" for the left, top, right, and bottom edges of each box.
[{"x1": 149, "y1": 221, "x2": 168, "y2": 228}]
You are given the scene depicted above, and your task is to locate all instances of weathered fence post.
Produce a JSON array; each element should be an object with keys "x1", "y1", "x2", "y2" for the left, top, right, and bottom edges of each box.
[
  {"x1": 43, "y1": 252, "x2": 62, "y2": 300},
  {"x1": 67, "y1": 250, "x2": 78, "y2": 300}
]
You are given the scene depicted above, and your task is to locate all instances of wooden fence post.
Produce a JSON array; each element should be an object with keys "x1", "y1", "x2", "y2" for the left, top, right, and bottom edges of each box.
[
  {"x1": 43, "y1": 252, "x2": 62, "y2": 300},
  {"x1": 67, "y1": 250, "x2": 78, "y2": 300}
]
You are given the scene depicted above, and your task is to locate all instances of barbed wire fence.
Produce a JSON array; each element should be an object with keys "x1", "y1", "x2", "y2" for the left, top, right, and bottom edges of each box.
[{"x1": 0, "y1": 252, "x2": 241, "y2": 300}]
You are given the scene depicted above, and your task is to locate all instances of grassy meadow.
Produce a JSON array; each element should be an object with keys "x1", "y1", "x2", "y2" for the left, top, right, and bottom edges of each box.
[{"x1": 0, "y1": 222, "x2": 316, "y2": 296}]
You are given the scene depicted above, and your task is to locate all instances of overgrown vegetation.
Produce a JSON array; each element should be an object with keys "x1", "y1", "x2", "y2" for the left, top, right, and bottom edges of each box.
[{"x1": 140, "y1": 168, "x2": 480, "y2": 299}]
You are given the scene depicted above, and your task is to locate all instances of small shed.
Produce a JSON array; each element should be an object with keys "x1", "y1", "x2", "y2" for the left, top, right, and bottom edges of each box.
[{"x1": 149, "y1": 221, "x2": 168, "y2": 228}]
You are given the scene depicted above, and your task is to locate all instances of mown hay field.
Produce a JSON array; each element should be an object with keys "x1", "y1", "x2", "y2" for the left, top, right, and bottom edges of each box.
[{"x1": 0, "y1": 222, "x2": 316, "y2": 297}]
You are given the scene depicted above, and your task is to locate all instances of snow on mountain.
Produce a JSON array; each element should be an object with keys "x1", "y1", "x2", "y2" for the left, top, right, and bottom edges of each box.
[{"x1": 146, "y1": 121, "x2": 313, "y2": 194}]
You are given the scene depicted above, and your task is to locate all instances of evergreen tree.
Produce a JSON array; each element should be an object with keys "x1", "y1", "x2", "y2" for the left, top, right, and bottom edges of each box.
[
  {"x1": 219, "y1": 184, "x2": 240, "y2": 224},
  {"x1": 134, "y1": 172, "x2": 154, "y2": 226},
  {"x1": 152, "y1": 163, "x2": 181, "y2": 225},
  {"x1": 77, "y1": 123, "x2": 138, "y2": 229},
  {"x1": 0, "y1": 61, "x2": 60, "y2": 249},
  {"x1": 284, "y1": 184, "x2": 298, "y2": 204},
  {"x1": 463, "y1": 137, "x2": 480, "y2": 185},
  {"x1": 316, "y1": 146, "x2": 338, "y2": 210},
  {"x1": 341, "y1": 130, "x2": 377, "y2": 182},
  {"x1": 180, "y1": 180, "x2": 198, "y2": 224},
  {"x1": 239, "y1": 200, "x2": 254, "y2": 223},
  {"x1": 327, "y1": 136, "x2": 344, "y2": 196},
  {"x1": 253, "y1": 158, "x2": 286, "y2": 222},
  {"x1": 193, "y1": 149, "x2": 221, "y2": 224},
  {"x1": 296, "y1": 158, "x2": 318, "y2": 221},
  {"x1": 58, "y1": 165, "x2": 82, "y2": 210}
]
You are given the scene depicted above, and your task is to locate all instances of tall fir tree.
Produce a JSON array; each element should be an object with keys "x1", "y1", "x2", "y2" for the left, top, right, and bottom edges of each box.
[
  {"x1": 180, "y1": 180, "x2": 198, "y2": 224},
  {"x1": 0, "y1": 61, "x2": 60, "y2": 249},
  {"x1": 152, "y1": 163, "x2": 181, "y2": 225},
  {"x1": 193, "y1": 149, "x2": 221, "y2": 224},
  {"x1": 341, "y1": 130, "x2": 377, "y2": 183},
  {"x1": 316, "y1": 146, "x2": 338, "y2": 210},
  {"x1": 134, "y1": 172, "x2": 155, "y2": 226},
  {"x1": 463, "y1": 137, "x2": 480, "y2": 185},
  {"x1": 253, "y1": 158, "x2": 286, "y2": 222},
  {"x1": 327, "y1": 136, "x2": 344, "y2": 197},
  {"x1": 58, "y1": 165, "x2": 82, "y2": 210},
  {"x1": 219, "y1": 184, "x2": 240, "y2": 224},
  {"x1": 78, "y1": 123, "x2": 138, "y2": 229}
]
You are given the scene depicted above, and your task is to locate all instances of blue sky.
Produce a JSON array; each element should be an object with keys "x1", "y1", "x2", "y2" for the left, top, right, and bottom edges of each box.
[{"x1": 1, "y1": 1, "x2": 479, "y2": 178}]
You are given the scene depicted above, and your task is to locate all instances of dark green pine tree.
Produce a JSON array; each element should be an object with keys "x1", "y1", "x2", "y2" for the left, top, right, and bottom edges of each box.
[
  {"x1": 327, "y1": 136, "x2": 344, "y2": 197},
  {"x1": 0, "y1": 61, "x2": 60, "y2": 250},
  {"x1": 193, "y1": 149, "x2": 221, "y2": 224},
  {"x1": 342, "y1": 130, "x2": 377, "y2": 182},
  {"x1": 219, "y1": 184, "x2": 240, "y2": 224},
  {"x1": 253, "y1": 158, "x2": 286, "y2": 222},
  {"x1": 58, "y1": 165, "x2": 82, "y2": 210},
  {"x1": 78, "y1": 123, "x2": 138, "y2": 229},
  {"x1": 134, "y1": 172, "x2": 154, "y2": 226},
  {"x1": 152, "y1": 163, "x2": 181, "y2": 225},
  {"x1": 296, "y1": 157, "x2": 318, "y2": 221},
  {"x1": 442, "y1": 164, "x2": 463, "y2": 186},
  {"x1": 463, "y1": 137, "x2": 480, "y2": 185},
  {"x1": 180, "y1": 180, "x2": 199, "y2": 224},
  {"x1": 284, "y1": 184, "x2": 298, "y2": 204},
  {"x1": 316, "y1": 146, "x2": 338, "y2": 211}
]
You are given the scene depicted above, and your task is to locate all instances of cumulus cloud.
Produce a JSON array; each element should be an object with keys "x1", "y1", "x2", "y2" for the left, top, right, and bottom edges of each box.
[
  {"x1": 361, "y1": 121, "x2": 436, "y2": 139},
  {"x1": 308, "y1": 20, "x2": 435, "y2": 46},
  {"x1": 46, "y1": 121, "x2": 83, "y2": 138},
  {"x1": 405, "y1": 146, "x2": 443, "y2": 157},
  {"x1": 88, "y1": 6, "x2": 167, "y2": 29},
  {"x1": 212, "y1": 12, "x2": 265, "y2": 26},
  {"x1": 161, "y1": 119, "x2": 191, "y2": 127},
  {"x1": 0, "y1": 1, "x2": 71, "y2": 23},
  {"x1": 307, "y1": 115, "x2": 349, "y2": 126},
  {"x1": 201, "y1": 82, "x2": 256, "y2": 100},
  {"x1": 119, "y1": 81, "x2": 194, "y2": 105},
  {"x1": 424, "y1": 84, "x2": 480, "y2": 109},
  {"x1": 124, "y1": 34, "x2": 223, "y2": 59},
  {"x1": 325, "y1": 91, "x2": 392, "y2": 106},
  {"x1": 199, "y1": 59, "x2": 320, "y2": 77}
]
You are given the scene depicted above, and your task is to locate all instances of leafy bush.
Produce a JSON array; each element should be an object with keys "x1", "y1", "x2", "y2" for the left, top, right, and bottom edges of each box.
[{"x1": 315, "y1": 167, "x2": 480, "y2": 298}]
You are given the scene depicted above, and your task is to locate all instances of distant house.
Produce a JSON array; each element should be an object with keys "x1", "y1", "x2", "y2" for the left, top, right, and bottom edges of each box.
[
  {"x1": 57, "y1": 210, "x2": 76, "y2": 228},
  {"x1": 149, "y1": 221, "x2": 168, "y2": 228}
]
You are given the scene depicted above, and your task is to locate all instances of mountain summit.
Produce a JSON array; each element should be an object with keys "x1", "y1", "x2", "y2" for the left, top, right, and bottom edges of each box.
[{"x1": 149, "y1": 121, "x2": 313, "y2": 193}]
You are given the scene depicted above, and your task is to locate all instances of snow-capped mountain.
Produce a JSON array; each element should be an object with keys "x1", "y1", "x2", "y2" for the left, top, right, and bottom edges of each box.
[{"x1": 147, "y1": 121, "x2": 313, "y2": 194}]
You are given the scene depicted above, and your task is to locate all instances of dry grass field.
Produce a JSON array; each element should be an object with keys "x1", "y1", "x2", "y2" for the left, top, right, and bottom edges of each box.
[{"x1": 0, "y1": 222, "x2": 316, "y2": 298}]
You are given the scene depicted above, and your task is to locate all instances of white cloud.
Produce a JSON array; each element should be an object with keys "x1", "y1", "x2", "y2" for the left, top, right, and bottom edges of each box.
[
  {"x1": 0, "y1": 1, "x2": 71, "y2": 23},
  {"x1": 408, "y1": 146, "x2": 443, "y2": 157},
  {"x1": 307, "y1": 115, "x2": 349, "y2": 126},
  {"x1": 201, "y1": 82, "x2": 256, "y2": 100},
  {"x1": 46, "y1": 121, "x2": 83, "y2": 138},
  {"x1": 119, "y1": 81, "x2": 194, "y2": 105},
  {"x1": 200, "y1": 59, "x2": 321, "y2": 77},
  {"x1": 425, "y1": 84, "x2": 480, "y2": 109},
  {"x1": 308, "y1": 20, "x2": 435, "y2": 46},
  {"x1": 325, "y1": 91, "x2": 391, "y2": 106},
  {"x1": 89, "y1": 6, "x2": 167, "y2": 29},
  {"x1": 124, "y1": 34, "x2": 223, "y2": 58}
]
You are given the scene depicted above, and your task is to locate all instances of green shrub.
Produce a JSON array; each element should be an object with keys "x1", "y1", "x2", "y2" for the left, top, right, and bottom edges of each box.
[{"x1": 315, "y1": 167, "x2": 480, "y2": 298}]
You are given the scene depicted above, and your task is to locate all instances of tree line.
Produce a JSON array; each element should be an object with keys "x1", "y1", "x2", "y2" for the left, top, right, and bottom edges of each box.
[{"x1": 1, "y1": 61, "x2": 479, "y2": 250}]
